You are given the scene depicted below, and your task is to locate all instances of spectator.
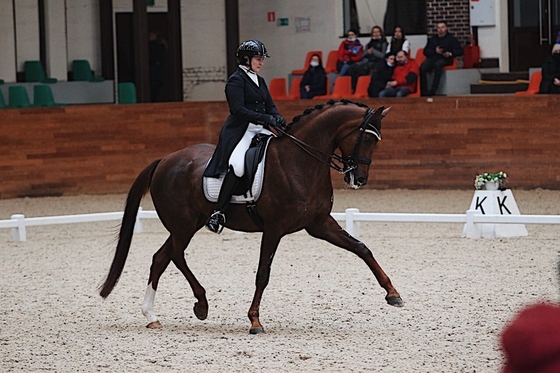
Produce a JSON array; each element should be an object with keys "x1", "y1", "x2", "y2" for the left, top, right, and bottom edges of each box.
[
  {"x1": 500, "y1": 303, "x2": 560, "y2": 373},
  {"x1": 379, "y1": 50, "x2": 419, "y2": 97},
  {"x1": 348, "y1": 26, "x2": 388, "y2": 91},
  {"x1": 337, "y1": 29, "x2": 364, "y2": 77},
  {"x1": 149, "y1": 31, "x2": 167, "y2": 102},
  {"x1": 500, "y1": 257, "x2": 560, "y2": 373},
  {"x1": 367, "y1": 52, "x2": 395, "y2": 98},
  {"x1": 300, "y1": 53, "x2": 327, "y2": 99},
  {"x1": 386, "y1": 26, "x2": 410, "y2": 55},
  {"x1": 539, "y1": 43, "x2": 560, "y2": 94},
  {"x1": 420, "y1": 21, "x2": 463, "y2": 96}
]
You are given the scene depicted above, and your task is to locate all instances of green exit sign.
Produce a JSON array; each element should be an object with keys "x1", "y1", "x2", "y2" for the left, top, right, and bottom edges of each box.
[{"x1": 277, "y1": 18, "x2": 289, "y2": 26}]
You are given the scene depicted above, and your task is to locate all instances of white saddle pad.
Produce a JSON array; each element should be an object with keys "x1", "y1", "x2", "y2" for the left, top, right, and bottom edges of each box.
[{"x1": 203, "y1": 139, "x2": 271, "y2": 204}]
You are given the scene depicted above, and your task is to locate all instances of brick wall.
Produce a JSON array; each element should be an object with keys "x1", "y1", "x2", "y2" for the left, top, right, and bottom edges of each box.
[
  {"x1": 426, "y1": 0, "x2": 471, "y2": 45},
  {"x1": 2, "y1": 96, "x2": 560, "y2": 199}
]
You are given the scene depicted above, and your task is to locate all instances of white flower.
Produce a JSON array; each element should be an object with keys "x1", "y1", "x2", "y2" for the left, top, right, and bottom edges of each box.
[{"x1": 474, "y1": 171, "x2": 508, "y2": 190}]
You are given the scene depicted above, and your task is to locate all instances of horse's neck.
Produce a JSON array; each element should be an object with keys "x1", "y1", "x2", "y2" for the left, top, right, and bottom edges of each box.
[{"x1": 291, "y1": 110, "x2": 345, "y2": 152}]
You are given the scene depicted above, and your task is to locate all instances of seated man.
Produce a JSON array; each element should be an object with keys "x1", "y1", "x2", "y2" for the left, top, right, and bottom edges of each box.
[
  {"x1": 379, "y1": 50, "x2": 418, "y2": 97},
  {"x1": 420, "y1": 21, "x2": 463, "y2": 96}
]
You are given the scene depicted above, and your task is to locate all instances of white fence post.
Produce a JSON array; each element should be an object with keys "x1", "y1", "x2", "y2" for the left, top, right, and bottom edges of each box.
[
  {"x1": 464, "y1": 209, "x2": 480, "y2": 239},
  {"x1": 345, "y1": 208, "x2": 359, "y2": 237},
  {"x1": 134, "y1": 207, "x2": 144, "y2": 233},
  {"x1": 11, "y1": 214, "x2": 26, "y2": 242}
]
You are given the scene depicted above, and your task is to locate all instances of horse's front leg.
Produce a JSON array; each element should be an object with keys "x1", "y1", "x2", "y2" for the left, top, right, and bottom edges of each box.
[
  {"x1": 305, "y1": 215, "x2": 403, "y2": 307},
  {"x1": 247, "y1": 232, "x2": 282, "y2": 334}
]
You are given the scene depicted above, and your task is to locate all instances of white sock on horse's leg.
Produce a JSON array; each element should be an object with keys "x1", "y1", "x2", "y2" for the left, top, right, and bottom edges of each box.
[{"x1": 141, "y1": 283, "x2": 158, "y2": 323}]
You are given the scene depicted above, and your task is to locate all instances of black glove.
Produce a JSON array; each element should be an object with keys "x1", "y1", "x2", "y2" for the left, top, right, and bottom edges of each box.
[
  {"x1": 265, "y1": 115, "x2": 280, "y2": 130},
  {"x1": 274, "y1": 114, "x2": 287, "y2": 129}
]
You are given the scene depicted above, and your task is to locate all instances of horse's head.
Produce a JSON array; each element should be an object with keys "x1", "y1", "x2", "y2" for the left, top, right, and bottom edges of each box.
[{"x1": 337, "y1": 106, "x2": 388, "y2": 189}]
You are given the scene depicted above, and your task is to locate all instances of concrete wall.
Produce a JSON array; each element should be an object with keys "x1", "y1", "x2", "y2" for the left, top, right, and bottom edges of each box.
[
  {"x1": 0, "y1": 2, "x2": 17, "y2": 82},
  {"x1": 0, "y1": 1, "x2": 513, "y2": 98}
]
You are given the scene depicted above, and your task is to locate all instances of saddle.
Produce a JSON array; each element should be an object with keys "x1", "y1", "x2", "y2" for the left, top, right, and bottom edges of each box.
[{"x1": 203, "y1": 134, "x2": 273, "y2": 204}]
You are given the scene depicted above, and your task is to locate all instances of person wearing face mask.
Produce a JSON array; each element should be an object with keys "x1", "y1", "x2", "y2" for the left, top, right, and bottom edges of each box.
[
  {"x1": 386, "y1": 26, "x2": 410, "y2": 56},
  {"x1": 336, "y1": 29, "x2": 364, "y2": 77},
  {"x1": 299, "y1": 54, "x2": 327, "y2": 99},
  {"x1": 203, "y1": 40, "x2": 286, "y2": 234},
  {"x1": 539, "y1": 43, "x2": 560, "y2": 94},
  {"x1": 378, "y1": 50, "x2": 419, "y2": 98},
  {"x1": 367, "y1": 52, "x2": 396, "y2": 98},
  {"x1": 348, "y1": 26, "x2": 388, "y2": 91}
]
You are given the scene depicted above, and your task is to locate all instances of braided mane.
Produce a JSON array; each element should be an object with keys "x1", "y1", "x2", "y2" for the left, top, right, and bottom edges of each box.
[{"x1": 286, "y1": 99, "x2": 369, "y2": 132}]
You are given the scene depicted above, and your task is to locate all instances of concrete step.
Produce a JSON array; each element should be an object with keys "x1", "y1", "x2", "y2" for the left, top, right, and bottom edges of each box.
[
  {"x1": 480, "y1": 72, "x2": 529, "y2": 81},
  {"x1": 479, "y1": 58, "x2": 499, "y2": 68},
  {"x1": 470, "y1": 82, "x2": 528, "y2": 94}
]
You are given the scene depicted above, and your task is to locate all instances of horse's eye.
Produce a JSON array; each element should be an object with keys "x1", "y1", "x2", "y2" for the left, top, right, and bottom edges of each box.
[{"x1": 364, "y1": 136, "x2": 372, "y2": 144}]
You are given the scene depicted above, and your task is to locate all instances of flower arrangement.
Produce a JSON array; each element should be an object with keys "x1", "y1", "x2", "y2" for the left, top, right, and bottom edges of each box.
[{"x1": 474, "y1": 171, "x2": 508, "y2": 190}]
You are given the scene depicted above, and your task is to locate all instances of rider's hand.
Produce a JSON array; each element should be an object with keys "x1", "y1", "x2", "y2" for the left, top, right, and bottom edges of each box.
[
  {"x1": 265, "y1": 114, "x2": 279, "y2": 129},
  {"x1": 273, "y1": 115, "x2": 287, "y2": 130}
]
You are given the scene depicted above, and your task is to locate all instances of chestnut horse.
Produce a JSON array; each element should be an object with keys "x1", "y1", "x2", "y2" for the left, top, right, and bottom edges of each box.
[{"x1": 99, "y1": 100, "x2": 403, "y2": 334}]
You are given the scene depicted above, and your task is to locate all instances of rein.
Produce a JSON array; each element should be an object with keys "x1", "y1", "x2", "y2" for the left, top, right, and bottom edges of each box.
[{"x1": 275, "y1": 108, "x2": 381, "y2": 174}]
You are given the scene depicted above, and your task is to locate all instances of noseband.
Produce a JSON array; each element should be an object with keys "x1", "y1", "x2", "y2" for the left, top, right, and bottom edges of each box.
[{"x1": 277, "y1": 107, "x2": 381, "y2": 174}]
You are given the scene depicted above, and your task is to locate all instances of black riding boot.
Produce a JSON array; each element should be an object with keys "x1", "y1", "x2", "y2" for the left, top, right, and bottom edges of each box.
[{"x1": 206, "y1": 167, "x2": 240, "y2": 233}]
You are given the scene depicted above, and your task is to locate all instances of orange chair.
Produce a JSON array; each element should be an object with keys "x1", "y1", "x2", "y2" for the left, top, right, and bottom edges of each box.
[
  {"x1": 324, "y1": 50, "x2": 339, "y2": 73},
  {"x1": 269, "y1": 78, "x2": 287, "y2": 100},
  {"x1": 313, "y1": 76, "x2": 352, "y2": 100},
  {"x1": 351, "y1": 75, "x2": 371, "y2": 98},
  {"x1": 515, "y1": 71, "x2": 542, "y2": 95},
  {"x1": 415, "y1": 47, "x2": 457, "y2": 70},
  {"x1": 415, "y1": 48, "x2": 426, "y2": 67},
  {"x1": 276, "y1": 77, "x2": 302, "y2": 100},
  {"x1": 291, "y1": 51, "x2": 322, "y2": 75}
]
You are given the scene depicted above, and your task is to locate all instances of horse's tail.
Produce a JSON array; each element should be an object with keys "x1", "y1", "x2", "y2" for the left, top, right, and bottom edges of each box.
[{"x1": 99, "y1": 158, "x2": 162, "y2": 298}]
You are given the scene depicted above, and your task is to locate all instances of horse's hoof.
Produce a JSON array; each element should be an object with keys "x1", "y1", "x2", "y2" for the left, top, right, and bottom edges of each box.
[
  {"x1": 193, "y1": 302, "x2": 208, "y2": 320},
  {"x1": 386, "y1": 296, "x2": 404, "y2": 307},
  {"x1": 146, "y1": 321, "x2": 162, "y2": 329},
  {"x1": 249, "y1": 327, "x2": 265, "y2": 335}
]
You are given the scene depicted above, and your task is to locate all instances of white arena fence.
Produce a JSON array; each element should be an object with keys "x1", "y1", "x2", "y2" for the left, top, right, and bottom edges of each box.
[{"x1": 1, "y1": 207, "x2": 560, "y2": 242}]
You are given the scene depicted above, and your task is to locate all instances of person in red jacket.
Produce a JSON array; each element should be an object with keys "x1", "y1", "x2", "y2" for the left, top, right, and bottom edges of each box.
[
  {"x1": 336, "y1": 29, "x2": 364, "y2": 76},
  {"x1": 378, "y1": 50, "x2": 419, "y2": 97}
]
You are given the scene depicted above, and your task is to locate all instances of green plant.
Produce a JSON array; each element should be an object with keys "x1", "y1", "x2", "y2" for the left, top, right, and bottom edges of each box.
[{"x1": 474, "y1": 171, "x2": 508, "y2": 190}]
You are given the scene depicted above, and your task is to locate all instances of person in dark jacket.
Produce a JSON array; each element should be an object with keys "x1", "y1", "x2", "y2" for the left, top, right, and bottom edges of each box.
[
  {"x1": 539, "y1": 43, "x2": 560, "y2": 94},
  {"x1": 148, "y1": 31, "x2": 166, "y2": 102},
  {"x1": 300, "y1": 53, "x2": 327, "y2": 99},
  {"x1": 368, "y1": 52, "x2": 395, "y2": 97},
  {"x1": 348, "y1": 26, "x2": 388, "y2": 91},
  {"x1": 203, "y1": 40, "x2": 286, "y2": 233},
  {"x1": 420, "y1": 21, "x2": 463, "y2": 96}
]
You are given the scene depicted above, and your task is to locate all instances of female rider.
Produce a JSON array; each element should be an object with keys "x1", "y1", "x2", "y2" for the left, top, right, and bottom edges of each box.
[{"x1": 203, "y1": 40, "x2": 286, "y2": 233}]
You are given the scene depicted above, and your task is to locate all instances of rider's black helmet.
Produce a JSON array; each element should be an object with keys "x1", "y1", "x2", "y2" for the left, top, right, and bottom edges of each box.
[{"x1": 236, "y1": 40, "x2": 270, "y2": 66}]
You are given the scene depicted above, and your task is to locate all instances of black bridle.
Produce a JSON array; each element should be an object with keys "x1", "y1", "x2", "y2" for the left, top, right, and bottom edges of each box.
[{"x1": 275, "y1": 107, "x2": 382, "y2": 174}]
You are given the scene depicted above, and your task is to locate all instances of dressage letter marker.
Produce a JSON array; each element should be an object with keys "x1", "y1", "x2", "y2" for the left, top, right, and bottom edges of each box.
[{"x1": 462, "y1": 189, "x2": 528, "y2": 238}]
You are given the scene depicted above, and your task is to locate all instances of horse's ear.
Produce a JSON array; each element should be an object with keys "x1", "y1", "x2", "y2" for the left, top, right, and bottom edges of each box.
[{"x1": 381, "y1": 106, "x2": 391, "y2": 118}]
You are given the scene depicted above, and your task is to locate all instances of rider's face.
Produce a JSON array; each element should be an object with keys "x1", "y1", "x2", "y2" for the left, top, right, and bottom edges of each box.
[{"x1": 251, "y1": 56, "x2": 265, "y2": 72}]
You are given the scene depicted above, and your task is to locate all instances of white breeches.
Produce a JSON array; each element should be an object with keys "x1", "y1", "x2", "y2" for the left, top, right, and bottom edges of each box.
[{"x1": 229, "y1": 123, "x2": 272, "y2": 177}]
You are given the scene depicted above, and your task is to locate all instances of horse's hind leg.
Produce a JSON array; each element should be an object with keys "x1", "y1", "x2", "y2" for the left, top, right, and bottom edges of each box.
[
  {"x1": 305, "y1": 216, "x2": 403, "y2": 307},
  {"x1": 141, "y1": 232, "x2": 208, "y2": 328},
  {"x1": 168, "y1": 234, "x2": 208, "y2": 321},
  {"x1": 141, "y1": 236, "x2": 173, "y2": 329}
]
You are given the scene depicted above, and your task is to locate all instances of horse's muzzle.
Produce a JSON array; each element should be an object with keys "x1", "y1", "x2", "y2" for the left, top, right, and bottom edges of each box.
[{"x1": 345, "y1": 172, "x2": 367, "y2": 189}]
